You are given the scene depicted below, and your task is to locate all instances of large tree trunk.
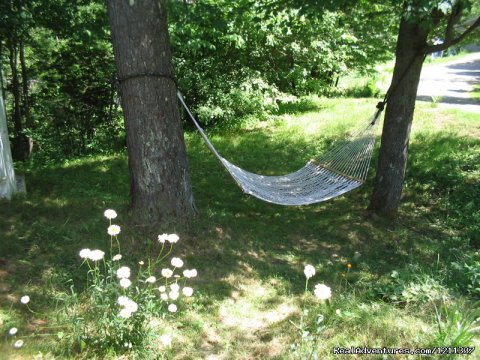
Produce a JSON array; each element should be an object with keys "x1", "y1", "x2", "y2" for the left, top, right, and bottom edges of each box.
[
  {"x1": 369, "y1": 18, "x2": 427, "y2": 216},
  {"x1": 107, "y1": 0, "x2": 195, "y2": 226}
]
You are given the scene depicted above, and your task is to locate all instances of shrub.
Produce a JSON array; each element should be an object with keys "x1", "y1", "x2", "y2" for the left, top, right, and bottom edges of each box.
[{"x1": 450, "y1": 251, "x2": 480, "y2": 297}]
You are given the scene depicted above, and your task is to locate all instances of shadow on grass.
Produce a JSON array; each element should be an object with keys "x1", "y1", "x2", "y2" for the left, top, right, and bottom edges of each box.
[
  {"x1": 0, "y1": 156, "x2": 130, "y2": 299},
  {"x1": 185, "y1": 127, "x2": 479, "y2": 303},
  {"x1": 0, "y1": 128, "x2": 478, "y2": 315},
  {"x1": 405, "y1": 132, "x2": 480, "y2": 246}
]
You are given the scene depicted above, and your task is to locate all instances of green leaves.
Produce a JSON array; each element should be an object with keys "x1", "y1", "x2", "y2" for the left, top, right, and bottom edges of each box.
[{"x1": 168, "y1": 0, "x2": 396, "y2": 128}]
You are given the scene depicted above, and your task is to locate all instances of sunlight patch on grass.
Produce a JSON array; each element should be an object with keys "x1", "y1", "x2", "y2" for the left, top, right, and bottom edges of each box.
[
  {"x1": 310, "y1": 301, "x2": 434, "y2": 359},
  {"x1": 1, "y1": 96, "x2": 479, "y2": 358}
]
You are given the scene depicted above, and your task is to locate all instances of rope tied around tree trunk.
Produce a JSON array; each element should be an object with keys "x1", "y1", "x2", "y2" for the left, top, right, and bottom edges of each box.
[
  {"x1": 116, "y1": 73, "x2": 177, "y2": 86},
  {"x1": 371, "y1": 51, "x2": 427, "y2": 125}
]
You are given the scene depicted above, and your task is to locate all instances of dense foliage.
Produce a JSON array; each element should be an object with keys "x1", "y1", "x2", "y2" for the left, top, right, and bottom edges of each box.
[
  {"x1": 169, "y1": 0, "x2": 396, "y2": 126},
  {"x1": 1, "y1": 0, "x2": 121, "y2": 161},
  {"x1": 1, "y1": 0, "x2": 397, "y2": 161}
]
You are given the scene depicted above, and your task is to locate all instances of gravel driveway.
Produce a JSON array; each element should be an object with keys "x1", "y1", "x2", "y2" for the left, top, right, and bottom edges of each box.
[{"x1": 417, "y1": 52, "x2": 480, "y2": 113}]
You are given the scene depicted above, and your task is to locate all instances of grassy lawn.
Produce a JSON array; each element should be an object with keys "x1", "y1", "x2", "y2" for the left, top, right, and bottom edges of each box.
[{"x1": 1, "y1": 97, "x2": 479, "y2": 359}]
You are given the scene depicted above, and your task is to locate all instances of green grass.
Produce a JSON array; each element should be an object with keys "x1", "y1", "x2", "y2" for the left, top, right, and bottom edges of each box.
[
  {"x1": 472, "y1": 84, "x2": 480, "y2": 100},
  {"x1": 1, "y1": 97, "x2": 479, "y2": 359},
  {"x1": 423, "y1": 51, "x2": 475, "y2": 66}
]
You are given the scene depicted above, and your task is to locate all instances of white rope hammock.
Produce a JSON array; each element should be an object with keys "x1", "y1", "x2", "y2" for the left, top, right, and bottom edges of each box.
[{"x1": 178, "y1": 92, "x2": 382, "y2": 206}]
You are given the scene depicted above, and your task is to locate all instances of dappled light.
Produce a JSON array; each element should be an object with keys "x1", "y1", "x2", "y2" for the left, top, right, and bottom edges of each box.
[
  {"x1": 1, "y1": 0, "x2": 479, "y2": 354},
  {"x1": 1, "y1": 95, "x2": 479, "y2": 357}
]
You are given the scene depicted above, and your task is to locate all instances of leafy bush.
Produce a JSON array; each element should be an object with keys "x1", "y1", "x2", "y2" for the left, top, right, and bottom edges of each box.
[
  {"x1": 450, "y1": 251, "x2": 480, "y2": 297},
  {"x1": 192, "y1": 76, "x2": 282, "y2": 127}
]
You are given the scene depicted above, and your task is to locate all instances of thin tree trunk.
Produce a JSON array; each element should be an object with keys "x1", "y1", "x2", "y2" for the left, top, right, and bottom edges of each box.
[
  {"x1": 0, "y1": 40, "x2": 4, "y2": 92},
  {"x1": 369, "y1": 18, "x2": 427, "y2": 216},
  {"x1": 19, "y1": 39, "x2": 33, "y2": 156},
  {"x1": 107, "y1": 0, "x2": 195, "y2": 226},
  {"x1": 8, "y1": 40, "x2": 27, "y2": 161}
]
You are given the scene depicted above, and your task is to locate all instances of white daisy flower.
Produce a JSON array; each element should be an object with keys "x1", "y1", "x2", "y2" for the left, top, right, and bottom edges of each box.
[
  {"x1": 145, "y1": 276, "x2": 156, "y2": 283},
  {"x1": 104, "y1": 209, "x2": 117, "y2": 220},
  {"x1": 79, "y1": 248, "x2": 91, "y2": 259},
  {"x1": 8, "y1": 327, "x2": 18, "y2": 335},
  {"x1": 20, "y1": 296, "x2": 30, "y2": 304},
  {"x1": 117, "y1": 266, "x2": 131, "y2": 279},
  {"x1": 169, "y1": 291, "x2": 179, "y2": 300},
  {"x1": 313, "y1": 284, "x2": 332, "y2": 301},
  {"x1": 158, "y1": 234, "x2": 169, "y2": 243},
  {"x1": 112, "y1": 254, "x2": 122, "y2": 261},
  {"x1": 88, "y1": 249, "x2": 105, "y2": 261},
  {"x1": 161, "y1": 268, "x2": 173, "y2": 278},
  {"x1": 167, "y1": 234, "x2": 179, "y2": 243},
  {"x1": 13, "y1": 339, "x2": 24, "y2": 348},
  {"x1": 120, "y1": 278, "x2": 132, "y2": 289},
  {"x1": 107, "y1": 224, "x2": 121, "y2": 236},
  {"x1": 170, "y1": 283, "x2": 180, "y2": 292},
  {"x1": 183, "y1": 269, "x2": 197, "y2": 278},
  {"x1": 304, "y1": 264, "x2": 315, "y2": 279},
  {"x1": 158, "y1": 286, "x2": 166, "y2": 292},
  {"x1": 182, "y1": 287, "x2": 193, "y2": 297},
  {"x1": 119, "y1": 308, "x2": 132, "y2": 319},
  {"x1": 171, "y1": 257, "x2": 184, "y2": 268},
  {"x1": 117, "y1": 296, "x2": 130, "y2": 307},
  {"x1": 168, "y1": 304, "x2": 177, "y2": 313},
  {"x1": 124, "y1": 300, "x2": 138, "y2": 313}
]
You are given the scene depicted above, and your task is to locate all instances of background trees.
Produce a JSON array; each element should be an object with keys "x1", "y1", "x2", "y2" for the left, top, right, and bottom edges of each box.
[
  {"x1": 168, "y1": 0, "x2": 396, "y2": 125},
  {"x1": 1, "y1": 0, "x2": 397, "y2": 161},
  {"x1": 1, "y1": 0, "x2": 120, "y2": 161}
]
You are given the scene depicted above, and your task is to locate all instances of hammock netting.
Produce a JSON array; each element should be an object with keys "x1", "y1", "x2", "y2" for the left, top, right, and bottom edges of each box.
[{"x1": 178, "y1": 92, "x2": 381, "y2": 206}]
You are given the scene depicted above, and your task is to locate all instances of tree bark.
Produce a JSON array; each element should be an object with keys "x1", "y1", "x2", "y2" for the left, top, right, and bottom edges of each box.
[
  {"x1": 368, "y1": 18, "x2": 427, "y2": 216},
  {"x1": 107, "y1": 0, "x2": 195, "y2": 226}
]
